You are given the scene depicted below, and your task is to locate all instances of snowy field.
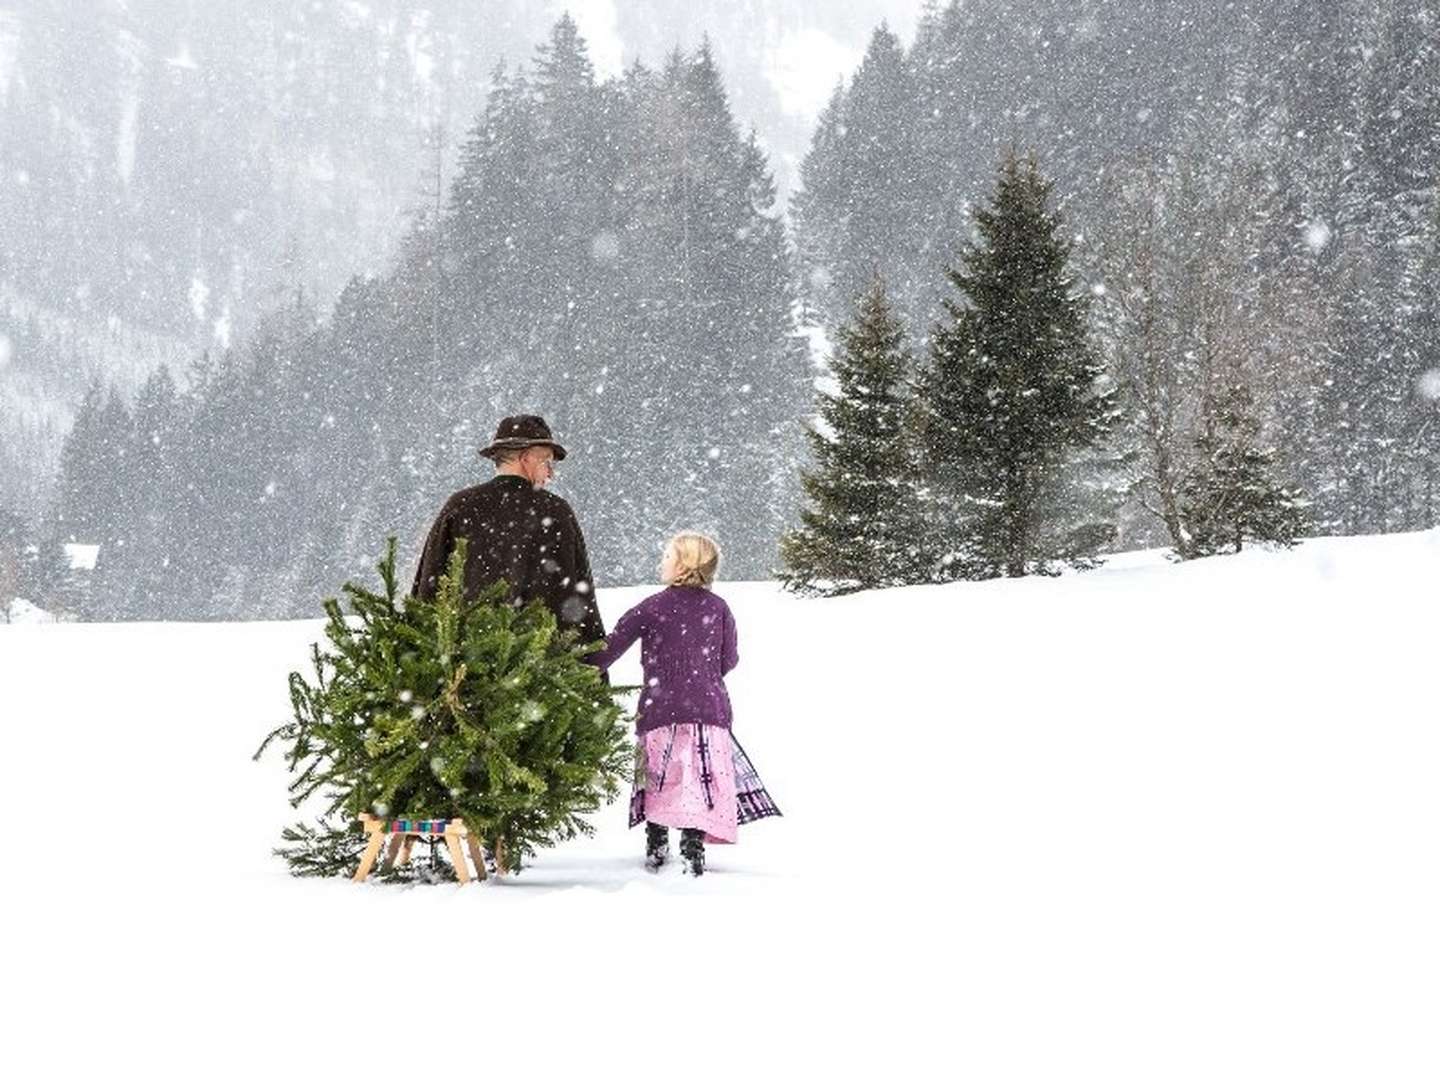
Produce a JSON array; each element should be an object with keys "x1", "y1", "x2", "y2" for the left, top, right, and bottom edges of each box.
[{"x1": 3, "y1": 531, "x2": 1437, "y2": 1077}]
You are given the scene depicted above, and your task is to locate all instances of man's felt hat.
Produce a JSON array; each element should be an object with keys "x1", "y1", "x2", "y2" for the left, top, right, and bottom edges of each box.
[{"x1": 479, "y1": 414, "x2": 568, "y2": 461}]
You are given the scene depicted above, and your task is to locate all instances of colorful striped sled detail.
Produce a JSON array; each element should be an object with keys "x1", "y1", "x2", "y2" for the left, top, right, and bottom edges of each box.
[{"x1": 389, "y1": 819, "x2": 452, "y2": 834}]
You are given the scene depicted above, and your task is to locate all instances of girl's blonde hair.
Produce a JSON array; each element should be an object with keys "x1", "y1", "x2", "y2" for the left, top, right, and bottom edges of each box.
[{"x1": 663, "y1": 531, "x2": 721, "y2": 588}]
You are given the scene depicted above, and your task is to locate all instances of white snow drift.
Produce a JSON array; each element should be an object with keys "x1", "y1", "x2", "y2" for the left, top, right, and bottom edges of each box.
[{"x1": 2, "y1": 530, "x2": 1436, "y2": 1077}]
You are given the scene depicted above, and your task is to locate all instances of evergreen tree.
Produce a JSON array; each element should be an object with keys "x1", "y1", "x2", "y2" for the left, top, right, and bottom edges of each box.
[
  {"x1": 46, "y1": 380, "x2": 135, "y2": 617},
  {"x1": 446, "y1": 60, "x2": 542, "y2": 392},
  {"x1": 92, "y1": 365, "x2": 183, "y2": 619},
  {"x1": 1406, "y1": 199, "x2": 1440, "y2": 527},
  {"x1": 158, "y1": 350, "x2": 227, "y2": 618},
  {"x1": 790, "y1": 84, "x2": 848, "y2": 323},
  {"x1": 1360, "y1": 0, "x2": 1440, "y2": 208},
  {"x1": 256, "y1": 539, "x2": 632, "y2": 878},
  {"x1": 728, "y1": 128, "x2": 813, "y2": 566},
  {"x1": 1287, "y1": 0, "x2": 1439, "y2": 536},
  {"x1": 51, "y1": 380, "x2": 110, "y2": 546},
  {"x1": 781, "y1": 276, "x2": 925, "y2": 595},
  {"x1": 791, "y1": 25, "x2": 928, "y2": 334},
  {"x1": 1181, "y1": 382, "x2": 1307, "y2": 555},
  {"x1": 95, "y1": 388, "x2": 135, "y2": 553},
  {"x1": 0, "y1": 505, "x2": 22, "y2": 620},
  {"x1": 28, "y1": 537, "x2": 79, "y2": 619},
  {"x1": 593, "y1": 40, "x2": 804, "y2": 582},
  {"x1": 919, "y1": 151, "x2": 1118, "y2": 578},
  {"x1": 1323, "y1": 220, "x2": 1419, "y2": 534},
  {"x1": 298, "y1": 276, "x2": 398, "y2": 604}
]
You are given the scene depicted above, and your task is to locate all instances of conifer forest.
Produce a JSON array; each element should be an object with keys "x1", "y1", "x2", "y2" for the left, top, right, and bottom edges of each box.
[{"x1": 1, "y1": 1, "x2": 1436, "y2": 618}]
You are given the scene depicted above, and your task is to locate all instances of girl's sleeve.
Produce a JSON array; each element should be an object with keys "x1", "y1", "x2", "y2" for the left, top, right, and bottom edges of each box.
[
  {"x1": 721, "y1": 603, "x2": 739, "y2": 675},
  {"x1": 591, "y1": 604, "x2": 644, "y2": 671}
]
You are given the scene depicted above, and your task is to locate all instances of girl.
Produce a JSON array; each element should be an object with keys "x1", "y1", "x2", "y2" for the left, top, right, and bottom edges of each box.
[{"x1": 592, "y1": 532, "x2": 780, "y2": 875}]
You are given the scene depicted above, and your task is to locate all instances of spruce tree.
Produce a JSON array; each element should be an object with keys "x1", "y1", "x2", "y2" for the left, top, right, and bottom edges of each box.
[
  {"x1": 601, "y1": 40, "x2": 804, "y2": 582},
  {"x1": 1408, "y1": 200, "x2": 1440, "y2": 527},
  {"x1": 29, "y1": 537, "x2": 80, "y2": 619},
  {"x1": 791, "y1": 25, "x2": 928, "y2": 334},
  {"x1": 0, "y1": 505, "x2": 22, "y2": 620},
  {"x1": 255, "y1": 539, "x2": 632, "y2": 878},
  {"x1": 92, "y1": 365, "x2": 179, "y2": 619},
  {"x1": 919, "y1": 151, "x2": 1118, "y2": 578},
  {"x1": 781, "y1": 276, "x2": 925, "y2": 595},
  {"x1": 791, "y1": 85, "x2": 848, "y2": 322},
  {"x1": 52, "y1": 380, "x2": 108, "y2": 547},
  {"x1": 1181, "y1": 382, "x2": 1307, "y2": 556}
]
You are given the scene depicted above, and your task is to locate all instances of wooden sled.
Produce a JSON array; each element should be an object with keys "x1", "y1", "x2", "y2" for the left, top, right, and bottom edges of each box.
[{"x1": 353, "y1": 813, "x2": 506, "y2": 884}]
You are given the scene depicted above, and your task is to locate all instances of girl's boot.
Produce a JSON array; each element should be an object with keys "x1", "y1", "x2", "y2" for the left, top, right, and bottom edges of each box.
[
  {"x1": 644, "y1": 822, "x2": 669, "y2": 870},
  {"x1": 680, "y1": 828, "x2": 705, "y2": 876}
]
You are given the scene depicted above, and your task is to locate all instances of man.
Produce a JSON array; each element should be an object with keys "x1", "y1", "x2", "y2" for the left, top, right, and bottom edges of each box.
[{"x1": 411, "y1": 415, "x2": 605, "y2": 647}]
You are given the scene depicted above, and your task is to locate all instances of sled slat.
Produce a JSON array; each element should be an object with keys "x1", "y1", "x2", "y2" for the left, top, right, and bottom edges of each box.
[
  {"x1": 466, "y1": 836, "x2": 489, "y2": 882},
  {"x1": 444, "y1": 830, "x2": 470, "y2": 885},
  {"x1": 353, "y1": 830, "x2": 385, "y2": 882}
]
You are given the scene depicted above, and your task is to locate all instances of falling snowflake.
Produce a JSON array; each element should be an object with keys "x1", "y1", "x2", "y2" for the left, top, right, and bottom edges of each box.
[
  {"x1": 1303, "y1": 220, "x2": 1332, "y2": 254},
  {"x1": 188, "y1": 274, "x2": 209, "y2": 321},
  {"x1": 214, "y1": 306, "x2": 232, "y2": 348},
  {"x1": 591, "y1": 231, "x2": 620, "y2": 263},
  {"x1": 165, "y1": 43, "x2": 199, "y2": 70},
  {"x1": 1418, "y1": 370, "x2": 1440, "y2": 402}
]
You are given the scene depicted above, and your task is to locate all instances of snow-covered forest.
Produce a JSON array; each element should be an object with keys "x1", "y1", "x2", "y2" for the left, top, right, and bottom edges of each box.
[{"x1": 1, "y1": 1, "x2": 1437, "y2": 620}]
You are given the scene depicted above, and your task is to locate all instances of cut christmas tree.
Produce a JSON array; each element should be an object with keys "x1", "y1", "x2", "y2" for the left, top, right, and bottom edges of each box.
[{"x1": 255, "y1": 538, "x2": 632, "y2": 879}]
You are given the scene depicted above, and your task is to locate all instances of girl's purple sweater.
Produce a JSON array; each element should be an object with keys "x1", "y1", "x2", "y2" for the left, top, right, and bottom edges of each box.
[{"x1": 591, "y1": 585, "x2": 739, "y2": 734}]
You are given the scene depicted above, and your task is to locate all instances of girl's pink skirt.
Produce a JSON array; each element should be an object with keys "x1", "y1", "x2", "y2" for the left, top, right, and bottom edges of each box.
[{"x1": 639, "y1": 723, "x2": 738, "y2": 844}]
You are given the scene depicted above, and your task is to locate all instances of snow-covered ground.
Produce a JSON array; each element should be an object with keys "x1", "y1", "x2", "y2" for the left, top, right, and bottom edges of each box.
[
  {"x1": 3, "y1": 531, "x2": 1437, "y2": 1077},
  {"x1": 4, "y1": 596, "x2": 53, "y2": 623}
]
